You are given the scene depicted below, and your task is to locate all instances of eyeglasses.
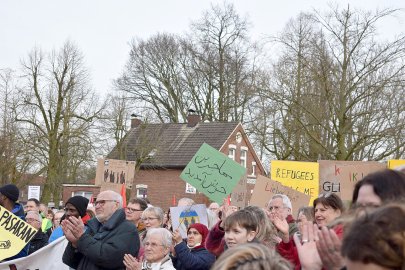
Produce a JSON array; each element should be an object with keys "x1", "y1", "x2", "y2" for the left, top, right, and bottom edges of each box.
[
  {"x1": 26, "y1": 218, "x2": 40, "y2": 223},
  {"x1": 144, "y1": 242, "x2": 165, "y2": 248},
  {"x1": 269, "y1": 205, "x2": 285, "y2": 211},
  {"x1": 141, "y1": 217, "x2": 159, "y2": 222},
  {"x1": 125, "y1": 207, "x2": 143, "y2": 213},
  {"x1": 95, "y1": 200, "x2": 117, "y2": 206},
  {"x1": 187, "y1": 230, "x2": 201, "y2": 236}
]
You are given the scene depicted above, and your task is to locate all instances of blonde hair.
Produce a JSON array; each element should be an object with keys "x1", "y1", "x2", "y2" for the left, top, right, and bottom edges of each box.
[{"x1": 211, "y1": 243, "x2": 291, "y2": 270}]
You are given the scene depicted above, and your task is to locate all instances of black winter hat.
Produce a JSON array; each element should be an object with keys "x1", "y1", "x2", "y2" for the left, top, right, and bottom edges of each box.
[
  {"x1": 65, "y1": 196, "x2": 89, "y2": 217},
  {"x1": 0, "y1": 184, "x2": 19, "y2": 202}
]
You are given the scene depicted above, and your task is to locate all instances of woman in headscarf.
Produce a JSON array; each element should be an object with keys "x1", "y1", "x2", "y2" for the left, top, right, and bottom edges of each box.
[{"x1": 171, "y1": 223, "x2": 215, "y2": 270}]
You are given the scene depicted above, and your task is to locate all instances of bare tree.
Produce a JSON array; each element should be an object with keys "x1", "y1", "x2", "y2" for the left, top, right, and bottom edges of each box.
[{"x1": 16, "y1": 41, "x2": 103, "y2": 203}]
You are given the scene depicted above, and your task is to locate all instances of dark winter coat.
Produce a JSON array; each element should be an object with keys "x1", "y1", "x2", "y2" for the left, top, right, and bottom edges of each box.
[
  {"x1": 172, "y1": 242, "x2": 215, "y2": 270},
  {"x1": 28, "y1": 229, "x2": 49, "y2": 255},
  {"x1": 62, "y1": 208, "x2": 140, "y2": 270}
]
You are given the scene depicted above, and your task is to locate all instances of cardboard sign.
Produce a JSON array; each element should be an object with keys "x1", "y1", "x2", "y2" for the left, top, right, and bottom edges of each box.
[
  {"x1": 170, "y1": 204, "x2": 208, "y2": 238},
  {"x1": 338, "y1": 163, "x2": 386, "y2": 200},
  {"x1": 0, "y1": 206, "x2": 38, "y2": 261},
  {"x1": 318, "y1": 160, "x2": 382, "y2": 197},
  {"x1": 271, "y1": 160, "x2": 319, "y2": 204},
  {"x1": 250, "y1": 175, "x2": 310, "y2": 217},
  {"x1": 180, "y1": 143, "x2": 246, "y2": 204},
  {"x1": 95, "y1": 158, "x2": 136, "y2": 187},
  {"x1": 387, "y1": 159, "x2": 405, "y2": 170},
  {"x1": 231, "y1": 175, "x2": 248, "y2": 209}
]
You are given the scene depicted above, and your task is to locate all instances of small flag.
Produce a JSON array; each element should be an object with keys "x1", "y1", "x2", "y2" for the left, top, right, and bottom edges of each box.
[
  {"x1": 121, "y1": 184, "x2": 127, "y2": 208},
  {"x1": 172, "y1": 194, "x2": 176, "y2": 206}
]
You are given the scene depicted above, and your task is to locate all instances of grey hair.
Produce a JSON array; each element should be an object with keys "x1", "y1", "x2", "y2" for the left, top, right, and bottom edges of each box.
[
  {"x1": 142, "y1": 206, "x2": 164, "y2": 225},
  {"x1": 270, "y1": 194, "x2": 292, "y2": 211},
  {"x1": 178, "y1": 197, "x2": 195, "y2": 206},
  {"x1": 109, "y1": 191, "x2": 123, "y2": 208},
  {"x1": 26, "y1": 211, "x2": 42, "y2": 223},
  {"x1": 146, "y1": 228, "x2": 173, "y2": 248}
]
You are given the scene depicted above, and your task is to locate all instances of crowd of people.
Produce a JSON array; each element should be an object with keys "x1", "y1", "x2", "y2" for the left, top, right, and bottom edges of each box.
[{"x1": 0, "y1": 168, "x2": 405, "y2": 270}]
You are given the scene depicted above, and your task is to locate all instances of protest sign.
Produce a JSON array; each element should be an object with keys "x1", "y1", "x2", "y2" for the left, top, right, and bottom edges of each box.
[
  {"x1": 95, "y1": 158, "x2": 136, "y2": 187},
  {"x1": 170, "y1": 204, "x2": 208, "y2": 238},
  {"x1": 250, "y1": 175, "x2": 310, "y2": 217},
  {"x1": 271, "y1": 160, "x2": 319, "y2": 204},
  {"x1": 0, "y1": 206, "x2": 38, "y2": 261},
  {"x1": 231, "y1": 175, "x2": 248, "y2": 209},
  {"x1": 318, "y1": 160, "x2": 382, "y2": 197},
  {"x1": 0, "y1": 236, "x2": 69, "y2": 270},
  {"x1": 387, "y1": 159, "x2": 405, "y2": 170},
  {"x1": 27, "y1": 186, "x2": 40, "y2": 201},
  {"x1": 338, "y1": 163, "x2": 386, "y2": 200},
  {"x1": 180, "y1": 143, "x2": 246, "y2": 204}
]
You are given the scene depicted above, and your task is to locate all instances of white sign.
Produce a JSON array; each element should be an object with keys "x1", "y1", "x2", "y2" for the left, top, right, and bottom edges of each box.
[
  {"x1": 0, "y1": 236, "x2": 69, "y2": 270},
  {"x1": 27, "y1": 186, "x2": 40, "y2": 201},
  {"x1": 185, "y1": 183, "x2": 197, "y2": 194},
  {"x1": 170, "y1": 204, "x2": 208, "y2": 238}
]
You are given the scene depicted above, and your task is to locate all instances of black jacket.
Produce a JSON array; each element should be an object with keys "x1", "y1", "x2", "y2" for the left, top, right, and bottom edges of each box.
[
  {"x1": 62, "y1": 208, "x2": 140, "y2": 270},
  {"x1": 28, "y1": 229, "x2": 48, "y2": 255}
]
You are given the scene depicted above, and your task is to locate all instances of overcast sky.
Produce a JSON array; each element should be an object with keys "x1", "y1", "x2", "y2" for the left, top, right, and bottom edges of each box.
[{"x1": 1, "y1": 0, "x2": 403, "y2": 97}]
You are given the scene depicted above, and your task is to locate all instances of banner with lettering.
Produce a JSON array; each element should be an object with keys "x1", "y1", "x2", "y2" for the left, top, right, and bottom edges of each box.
[
  {"x1": 387, "y1": 159, "x2": 405, "y2": 170},
  {"x1": 0, "y1": 206, "x2": 38, "y2": 261},
  {"x1": 231, "y1": 174, "x2": 248, "y2": 209},
  {"x1": 250, "y1": 175, "x2": 310, "y2": 217},
  {"x1": 95, "y1": 158, "x2": 136, "y2": 187},
  {"x1": 336, "y1": 163, "x2": 386, "y2": 200},
  {"x1": 270, "y1": 160, "x2": 319, "y2": 204},
  {"x1": 170, "y1": 204, "x2": 208, "y2": 238},
  {"x1": 318, "y1": 160, "x2": 382, "y2": 198},
  {"x1": 0, "y1": 236, "x2": 69, "y2": 269},
  {"x1": 180, "y1": 143, "x2": 246, "y2": 203}
]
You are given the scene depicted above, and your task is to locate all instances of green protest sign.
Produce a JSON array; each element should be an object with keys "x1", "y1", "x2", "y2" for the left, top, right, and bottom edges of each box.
[{"x1": 180, "y1": 143, "x2": 246, "y2": 203}]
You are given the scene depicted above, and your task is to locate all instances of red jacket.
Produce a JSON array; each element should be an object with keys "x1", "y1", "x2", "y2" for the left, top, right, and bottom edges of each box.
[
  {"x1": 276, "y1": 224, "x2": 344, "y2": 270},
  {"x1": 205, "y1": 221, "x2": 226, "y2": 257}
]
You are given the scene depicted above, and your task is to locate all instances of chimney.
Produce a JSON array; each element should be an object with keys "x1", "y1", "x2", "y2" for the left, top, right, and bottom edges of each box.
[
  {"x1": 131, "y1": 117, "x2": 142, "y2": 128},
  {"x1": 187, "y1": 114, "x2": 201, "y2": 127}
]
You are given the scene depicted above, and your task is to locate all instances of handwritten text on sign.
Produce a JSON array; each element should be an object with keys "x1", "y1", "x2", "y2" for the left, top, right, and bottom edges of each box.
[
  {"x1": 271, "y1": 160, "x2": 319, "y2": 204},
  {"x1": 180, "y1": 143, "x2": 246, "y2": 203}
]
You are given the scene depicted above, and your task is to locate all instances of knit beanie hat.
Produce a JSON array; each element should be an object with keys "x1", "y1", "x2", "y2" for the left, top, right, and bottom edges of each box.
[
  {"x1": 65, "y1": 196, "x2": 89, "y2": 217},
  {"x1": 0, "y1": 184, "x2": 19, "y2": 202},
  {"x1": 187, "y1": 223, "x2": 209, "y2": 247}
]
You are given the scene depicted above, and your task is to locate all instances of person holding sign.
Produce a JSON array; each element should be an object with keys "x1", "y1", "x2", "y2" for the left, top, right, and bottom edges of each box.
[
  {"x1": 0, "y1": 183, "x2": 29, "y2": 261},
  {"x1": 171, "y1": 223, "x2": 215, "y2": 270}
]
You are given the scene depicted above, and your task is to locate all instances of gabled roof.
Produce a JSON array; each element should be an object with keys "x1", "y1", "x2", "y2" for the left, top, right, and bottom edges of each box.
[{"x1": 107, "y1": 122, "x2": 240, "y2": 168}]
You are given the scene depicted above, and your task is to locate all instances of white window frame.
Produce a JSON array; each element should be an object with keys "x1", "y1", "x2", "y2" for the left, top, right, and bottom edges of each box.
[
  {"x1": 251, "y1": 161, "x2": 256, "y2": 176},
  {"x1": 228, "y1": 144, "x2": 236, "y2": 160},
  {"x1": 71, "y1": 191, "x2": 93, "y2": 200},
  {"x1": 240, "y1": 149, "x2": 247, "y2": 168}
]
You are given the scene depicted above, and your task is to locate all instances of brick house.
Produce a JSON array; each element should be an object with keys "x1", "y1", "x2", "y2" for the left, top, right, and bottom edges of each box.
[{"x1": 107, "y1": 115, "x2": 266, "y2": 211}]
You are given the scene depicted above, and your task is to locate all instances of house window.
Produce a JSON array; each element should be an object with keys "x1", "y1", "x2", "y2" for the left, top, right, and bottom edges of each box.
[
  {"x1": 240, "y1": 149, "x2": 247, "y2": 168},
  {"x1": 251, "y1": 161, "x2": 256, "y2": 176},
  {"x1": 228, "y1": 144, "x2": 236, "y2": 160},
  {"x1": 72, "y1": 191, "x2": 93, "y2": 200}
]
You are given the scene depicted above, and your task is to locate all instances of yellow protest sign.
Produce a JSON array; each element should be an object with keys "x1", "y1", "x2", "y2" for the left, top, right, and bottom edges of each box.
[
  {"x1": 0, "y1": 206, "x2": 38, "y2": 261},
  {"x1": 271, "y1": 160, "x2": 319, "y2": 204},
  {"x1": 387, "y1": 159, "x2": 405, "y2": 170}
]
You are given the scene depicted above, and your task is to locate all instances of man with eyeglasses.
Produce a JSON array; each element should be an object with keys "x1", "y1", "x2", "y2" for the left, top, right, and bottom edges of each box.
[
  {"x1": 62, "y1": 190, "x2": 140, "y2": 270},
  {"x1": 49, "y1": 195, "x2": 89, "y2": 243},
  {"x1": 125, "y1": 198, "x2": 148, "y2": 238},
  {"x1": 267, "y1": 194, "x2": 298, "y2": 243},
  {"x1": 25, "y1": 210, "x2": 48, "y2": 254}
]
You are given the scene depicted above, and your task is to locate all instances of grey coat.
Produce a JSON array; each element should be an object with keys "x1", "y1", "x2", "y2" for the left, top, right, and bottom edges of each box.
[{"x1": 62, "y1": 208, "x2": 140, "y2": 270}]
